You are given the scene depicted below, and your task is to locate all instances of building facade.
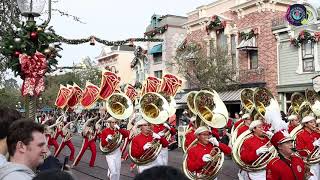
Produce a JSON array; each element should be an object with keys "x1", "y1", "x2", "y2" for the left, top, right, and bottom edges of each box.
[
  {"x1": 273, "y1": 4, "x2": 320, "y2": 112},
  {"x1": 143, "y1": 14, "x2": 188, "y2": 88},
  {"x1": 96, "y1": 45, "x2": 136, "y2": 84},
  {"x1": 181, "y1": 0, "x2": 297, "y2": 115}
]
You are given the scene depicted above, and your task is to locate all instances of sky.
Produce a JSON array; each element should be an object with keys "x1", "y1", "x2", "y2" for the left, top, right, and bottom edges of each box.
[{"x1": 44, "y1": 0, "x2": 215, "y2": 67}]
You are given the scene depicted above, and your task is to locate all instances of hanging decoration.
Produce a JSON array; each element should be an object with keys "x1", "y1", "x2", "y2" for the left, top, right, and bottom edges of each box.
[
  {"x1": 57, "y1": 35, "x2": 163, "y2": 45},
  {"x1": 239, "y1": 28, "x2": 259, "y2": 40},
  {"x1": 144, "y1": 24, "x2": 169, "y2": 38},
  {"x1": 290, "y1": 30, "x2": 320, "y2": 47},
  {"x1": 206, "y1": 15, "x2": 226, "y2": 34},
  {"x1": 0, "y1": 23, "x2": 61, "y2": 78}
]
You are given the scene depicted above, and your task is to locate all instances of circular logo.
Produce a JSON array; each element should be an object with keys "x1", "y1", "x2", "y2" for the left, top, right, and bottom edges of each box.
[
  {"x1": 286, "y1": 4, "x2": 307, "y2": 26},
  {"x1": 297, "y1": 165, "x2": 302, "y2": 173}
]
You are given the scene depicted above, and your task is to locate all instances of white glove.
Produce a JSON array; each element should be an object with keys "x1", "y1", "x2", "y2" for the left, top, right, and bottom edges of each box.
[
  {"x1": 163, "y1": 123, "x2": 171, "y2": 130},
  {"x1": 265, "y1": 131, "x2": 274, "y2": 137},
  {"x1": 106, "y1": 135, "x2": 113, "y2": 141},
  {"x1": 152, "y1": 132, "x2": 161, "y2": 139},
  {"x1": 143, "y1": 142, "x2": 152, "y2": 150},
  {"x1": 114, "y1": 124, "x2": 120, "y2": 130},
  {"x1": 202, "y1": 154, "x2": 211, "y2": 162},
  {"x1": 313, "y1": 139, "x2": 320, "y2": 147},
  {"x1": 190, "y1": 116, "x2": 196, "y2": 122},
  {"x1": 256, "y1": 147, "x2": 269, "y2": 156},
  {"x1": 208, "y1": 137, "x2": 219, "y2": 146},
  {"x1": 158, "y1": 131, "x2": 165, "y2": 136}
]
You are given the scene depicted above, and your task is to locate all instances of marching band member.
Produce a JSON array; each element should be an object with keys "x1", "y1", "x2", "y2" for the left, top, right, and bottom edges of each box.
[
  {"x1": 184, "y1": 116, "x2": 197, "y2": 150},
  {"x1": 186, "y1": 126, "x2": 231, "y2": 179},
  {"x1": 295, "y1": 115, "x2": 320, "y2": 180},
  {"x1": 53, "y1": 119, "x2": 64, "y2": 140},
  {"x1": 130, "y1": 119, "x2": 169, "y2": 173},
  {"x1": 240, "y1": 120, "x2": 270, "y2": 180},
  {"x1": 72, "y1": 116, "x2": 98, "y2": 167},
  {"x1": 287, "y1": 115, "x2": 300, "y2": 133},
  {"x1": 54, "y1": 120, "x2": 75, "y2": 161},
  {"x1": 100, "y1": 117, "x2": 130, "y2": 180},
  {"x1": 237, "y1": 113, "x2": 252, "y2": 137},
  {"x1": 266, "y1": 130, "x2": 306, "y2": 180},
  {"x1": 43, "y1": 120, "x2": 60, "y2": 154},
  {"x1": 153, "y1": 122, "x2": 176, "y2": 165}
]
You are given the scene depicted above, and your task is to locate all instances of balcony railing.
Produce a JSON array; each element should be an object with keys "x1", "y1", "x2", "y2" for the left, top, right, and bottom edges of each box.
[
  {"x1": 238, "y1": 67, "x2": 265, "y2": 84},
  {"x1": 271, "y1": 17, "x2": 288, "y2": 31}
]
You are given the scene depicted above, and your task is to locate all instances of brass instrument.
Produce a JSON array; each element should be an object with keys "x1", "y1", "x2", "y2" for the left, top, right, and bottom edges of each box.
[
  {"x1": 100, "y1": 131, "x2": 123, "y2": 154},
  {"x1": 241, "y1": 88, "x2": 255, "y2": 114},
  {"x1": 129, "y1": 137, "x2": 162, "y2": 165},
  {"x1": 193, "y1": 90, "x2": 228, "y2": 128},
  {"x1": 232, "y1": 87, "x2": 278, "y2": 171},
  {"x1": 182, "y1": 139, "x2": 224, "y2": 180},
  {"x1": 139, "y1": 92, "x2": 170, "y2": 124},
  {"x1": 306, "y1": 89, "x2": 320, "y2": 117},
  {"x1": 232, "y1": 130, "x2": 277, "y2": 172},
  {"x1": 253, "y1": 87, "x2": 277, "y2": 118},
  {"x1": 187, "y1": 91, "x2": 198, "y2": 115},
  {"x1": 288, "y1": 92, "x2": 305, "y2": 115},
  {"x1": 106, "y1": 92, "x2": 134, "y2": 120}
]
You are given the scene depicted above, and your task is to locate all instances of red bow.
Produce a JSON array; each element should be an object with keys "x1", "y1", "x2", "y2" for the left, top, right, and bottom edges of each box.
[{"x1": 19, "y1": 52, "x2": 48, "y2": 96}]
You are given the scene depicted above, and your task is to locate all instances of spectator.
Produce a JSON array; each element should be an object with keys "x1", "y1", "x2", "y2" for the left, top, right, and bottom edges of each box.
[
  {"x1": 0, "y1": 106, "x2": 22, "y2": 165},
  {"x1": 134, "y1": 166, "x2": 188, "y2": 180},
  {"x1": 0, "y1": 119, "x2": 47, "y2": 180},
  {"x1": 33, "y1": 169, "x2": 75, "y2": 180}
]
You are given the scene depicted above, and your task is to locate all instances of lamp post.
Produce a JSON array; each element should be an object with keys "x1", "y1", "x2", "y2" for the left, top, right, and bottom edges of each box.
[{"x1": 13, "y1": 0, "x2": 52, "y2": 120}]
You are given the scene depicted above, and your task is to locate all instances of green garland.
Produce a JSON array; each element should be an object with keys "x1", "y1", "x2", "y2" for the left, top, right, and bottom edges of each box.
[
  {"x1": 0, "y1": 22, "x2": 61, "y2": 77},
  {"x1": 239, "y1": 29, "x2": 258, "y2": 40},
  {"x1": 290, "y1": 30, "x2": 320, "y2": 47},
  {"x1": 144, "y1": 25, "x2": 168, "y2": 38},
  {"x1": 206, "y1": 15, "x2": 226, "y2": 34},
  {"x1": 56, "y1": 35, "x2": 163, "y2": 45}
]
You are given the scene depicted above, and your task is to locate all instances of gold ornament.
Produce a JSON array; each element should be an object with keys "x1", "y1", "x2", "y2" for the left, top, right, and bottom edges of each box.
[
  {"x1": 37, "y1": 27, "x2": 44, "y2": 32},
  {"x1": 44, "y1": 48, "x2": 51, "y2": 55}
]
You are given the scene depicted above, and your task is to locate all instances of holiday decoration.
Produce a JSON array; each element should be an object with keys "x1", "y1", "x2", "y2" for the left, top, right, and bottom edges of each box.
[
  {"x1": 206, "y1": 15, "x2": 227, "y2": 34},
  {"x1": 239, "y1": 28, "x2": 259, "y2": 40},
  {"x1": 290, "y1": 30, "x2": 320, "y2": 47},
  {"x1": 0, "y1": 23, "x2": 61, "y2": 78},
  {"x1": 144, "y1": 24, "x2": 169, "y2": 38},
  {"x1": 20, "y1": 51, "x2": 48, "y2": 96}
]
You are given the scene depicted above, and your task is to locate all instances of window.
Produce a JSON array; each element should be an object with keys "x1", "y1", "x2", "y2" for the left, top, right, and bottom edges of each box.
[
  {"x1": 153, "y1": 53, "x2": 162, "y2": 63},
  {"x1": 302, "y1": 41, "x2": 314, "y2": 72},
  {"x1": 216, "y1": 30, "x2": 227, "y2": 49},
  {"x1": 231, "y1": 35, "x2": 237, "y2": 67},
  {"x1": 249, "y1": 51, "x2": 258, "y2": 69},
  {"x1": 154, "y1": 70, "x2": 162, "y2": 79}
]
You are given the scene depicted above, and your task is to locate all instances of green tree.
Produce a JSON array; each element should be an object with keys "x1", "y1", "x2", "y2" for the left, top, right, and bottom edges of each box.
[
  {"x1": 175, "y1": 41, "x2": 239, "y2": 91},
  {"x1": 0, "y1": 78, "x2": 21, "y2": 108}
]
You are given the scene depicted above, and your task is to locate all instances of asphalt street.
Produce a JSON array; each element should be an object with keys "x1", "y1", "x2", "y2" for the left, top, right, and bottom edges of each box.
[{"x1": 55, "y1": 135, "x2": 239, "y2": 180}]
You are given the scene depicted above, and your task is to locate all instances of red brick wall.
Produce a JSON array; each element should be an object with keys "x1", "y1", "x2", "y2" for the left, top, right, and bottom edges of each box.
[
  {"x1": 186, "y1": 29, "x2": 208, "y2": 44},
  {"x1": 235, "y1": 11, "x2": 285, "y2": 96}
]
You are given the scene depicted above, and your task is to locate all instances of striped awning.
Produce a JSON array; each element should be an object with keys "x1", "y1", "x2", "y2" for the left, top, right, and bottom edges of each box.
[
  {"x1": 175, "y1": 89, "x2": 242, "y2": 104},
  {"x1": 237, "y1": 37, "x2": 257, "y2": 51}
]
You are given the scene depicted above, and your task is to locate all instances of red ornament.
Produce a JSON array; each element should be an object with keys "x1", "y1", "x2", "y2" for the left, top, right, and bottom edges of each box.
[
  {"x1": 30, "y1": 32, "x2": 38, "y2": 40},
  {"x1": 14, "y1": 51, "x2": 21, "y2": 57}
]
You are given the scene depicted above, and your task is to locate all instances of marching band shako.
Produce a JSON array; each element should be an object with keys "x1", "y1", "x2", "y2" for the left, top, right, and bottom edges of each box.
[
  {"x1": 67, "y1": 83, "x2": 83, "y2": 109},
  {"x1": 99, "y1": 70, "x2": 121, "y2": 100},
  {"x1": 80, "y1": 82, "x2": 100, "y2": 109},
  {"x1": 55, "y1": 84, "x2": 72, "y2": 109}
]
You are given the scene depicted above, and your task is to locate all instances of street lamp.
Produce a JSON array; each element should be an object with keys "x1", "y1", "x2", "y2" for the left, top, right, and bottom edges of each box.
[{"x1": 13, "y1": 0, "x2": 52, "y2": 26}]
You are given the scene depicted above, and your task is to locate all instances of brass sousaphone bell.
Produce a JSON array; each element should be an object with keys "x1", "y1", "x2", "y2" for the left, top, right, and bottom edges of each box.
[{"x1": 193, "y1": 90, "x2": 228, "y2": 128}]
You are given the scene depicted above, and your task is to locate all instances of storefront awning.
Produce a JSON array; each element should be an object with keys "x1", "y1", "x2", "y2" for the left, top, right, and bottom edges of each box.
[
  {"x1": 149, "y1": 44, "x2": 162, "y2": 54},
  {"x1": 237, "y1": 37, "x2": 257, "y2": 51}
]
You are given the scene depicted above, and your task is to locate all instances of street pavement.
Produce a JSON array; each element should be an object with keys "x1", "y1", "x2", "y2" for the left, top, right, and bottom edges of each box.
[{"x1": 55, "y1": 135, "x2": 239, "y2": 180}]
